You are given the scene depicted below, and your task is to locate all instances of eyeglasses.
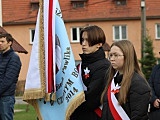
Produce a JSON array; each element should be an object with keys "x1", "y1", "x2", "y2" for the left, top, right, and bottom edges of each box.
[{"x1": 108, "y1": 53, "x2": 124, "y2": 60}]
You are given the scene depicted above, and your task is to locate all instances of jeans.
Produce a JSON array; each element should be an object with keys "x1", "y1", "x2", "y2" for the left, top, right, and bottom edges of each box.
[{"x1": 0, "y1": 96, "x2": 15, "y2": 120}]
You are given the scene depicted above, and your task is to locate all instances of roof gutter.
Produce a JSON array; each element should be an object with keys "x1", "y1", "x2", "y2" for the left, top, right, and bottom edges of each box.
[
  {"x1": 3, "y1": 21, "x2": 36, "y2": 26},
  {"x1": 64, "y1": 16, "x2": 160, "y2": 23}
]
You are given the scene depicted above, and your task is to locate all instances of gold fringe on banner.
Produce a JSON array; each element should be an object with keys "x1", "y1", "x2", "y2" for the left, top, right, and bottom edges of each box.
[
  {"x1": 39, "y1": 0, "x2": 46, "y2": 99},
  {"x1": 23, "y1": 0, "x2": 45, "y2": 101},
  {"x1": 23, "y1": 88, "x2": 44, "y2": 101},
  {"x1": 23, "y1": 0, "x2": 46, "y2": 119},
  {"x1": 65, "y1": 92, "x2": 85, "y2": 120},
  {"x1": 39, "y1": 0, "x2": 56, "y2": 102},
  {"x1": 44, "y1": 92, "x2": 56, "y2": 102},
  {"x1": 31, "y1": 0, "x2": 45, "y2": 119},
  {"x1": 27, "y1": 99, "x2": 43, "y2": 120}
]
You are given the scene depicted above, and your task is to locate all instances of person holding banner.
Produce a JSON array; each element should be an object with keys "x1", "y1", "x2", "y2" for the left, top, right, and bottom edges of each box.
[
  {"x1": 70, "y1": 25, "x2": 110, "y2": 120},
  {"x1": 0, "y1": 33, "x2": 21, "y2": 120},
  {"x1": 101, "y1": 40, "x2": 151, "y2": 120}
]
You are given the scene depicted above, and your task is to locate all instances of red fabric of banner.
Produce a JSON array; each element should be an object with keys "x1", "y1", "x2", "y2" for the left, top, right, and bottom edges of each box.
[{"x1": 48, "y1": 0, "x2": 54, "y2": 93}]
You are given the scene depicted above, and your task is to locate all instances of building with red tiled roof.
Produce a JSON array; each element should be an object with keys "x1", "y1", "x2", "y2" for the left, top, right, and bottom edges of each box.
[{"x1": 1, "y1": 0, "x2": 160, "y2": 85}]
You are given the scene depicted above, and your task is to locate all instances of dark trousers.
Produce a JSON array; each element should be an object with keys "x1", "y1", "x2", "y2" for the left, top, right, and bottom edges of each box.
[
  {"x1": 0, "y1": 96, "x2": 15, "y2": 120},
  {"x1": 149, "y1": 109, "x2": 160, "y2": 120}
]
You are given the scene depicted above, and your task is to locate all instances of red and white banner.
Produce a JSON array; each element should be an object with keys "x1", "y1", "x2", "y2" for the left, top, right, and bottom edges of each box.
[{"x1": 23, "y1": 0, "x2": 85, "y2": 119}]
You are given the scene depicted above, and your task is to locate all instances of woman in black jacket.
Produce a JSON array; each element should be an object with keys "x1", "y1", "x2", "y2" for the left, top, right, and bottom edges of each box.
[
  {"x1": 70, "y1": 25, "x2": 110, "y2": 120},
  {"x1": 101, "y1": 40, "x2": 151, "y2": 120}
]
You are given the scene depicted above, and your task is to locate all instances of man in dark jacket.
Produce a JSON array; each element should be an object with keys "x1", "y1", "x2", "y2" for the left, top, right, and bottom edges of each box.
[
  {"x1": 0, "y1": 33, "x2": 21, "y2": 120},
  {"x1": 149, "y1": 53, "x2": 160, "y2": 120}
]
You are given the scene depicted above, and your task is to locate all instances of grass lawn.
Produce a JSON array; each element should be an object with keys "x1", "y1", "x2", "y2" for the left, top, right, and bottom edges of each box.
[{"x1": 14, "y1": 104, "x2": 37, "y2": 120}]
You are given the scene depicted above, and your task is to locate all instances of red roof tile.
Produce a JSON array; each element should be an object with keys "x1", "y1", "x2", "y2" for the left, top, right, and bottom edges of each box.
[
  {"x1": 2, "y1": 0, "x2": 160, "y2": 24},
  {"x1": 2, "y1": 0, "x2": 38, "y2": 24}
]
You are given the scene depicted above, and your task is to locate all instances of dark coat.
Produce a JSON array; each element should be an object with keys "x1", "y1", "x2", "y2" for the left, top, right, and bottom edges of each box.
[
  {"x1": 149, "y1": 64, "x2": 160, "y2": 109},
  {"x1": 0, "y1": 48, "x2": 21, "y2": 97},
  {"x1": 70, "y1": 47, "x2": 110, "y2": 120},
  {"x1": 101, "y1": 72, "x2": 151, "y2": 120},
  {"x1": 148, "y1": 64, "x2": 160, "y2": 119}
]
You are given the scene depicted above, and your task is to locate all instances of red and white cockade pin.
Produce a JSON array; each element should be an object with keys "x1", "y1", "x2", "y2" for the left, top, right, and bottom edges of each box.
[
  {"x1": 111, "y1": 84, "x2": 120, "y2": 94},
  {"x1": 83, "y1": 67, "x2": 90, "y2": 79}
]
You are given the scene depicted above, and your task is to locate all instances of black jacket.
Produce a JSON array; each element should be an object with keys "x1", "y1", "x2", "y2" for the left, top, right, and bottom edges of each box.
[
  {"x1": 101, "y1": 72, "x2": 151, "y2": 120},
  {"x1": 70, "y1": 47, "x2": 110, "y2": 120},
  {"x1": 149, "y1": 64, "x2": 160, "y2": 111},
  {"x1": 0, "y1": 48, "x2": 21, "y2": 97}
]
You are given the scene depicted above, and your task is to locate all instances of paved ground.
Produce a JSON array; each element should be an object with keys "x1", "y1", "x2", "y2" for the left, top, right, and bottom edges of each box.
[
  {"x1": 14, "y1": 96, "x2": 28, "y2": 112},
  {"x1": 15, "y1": 96, "x2": 28, "y2": 104}
]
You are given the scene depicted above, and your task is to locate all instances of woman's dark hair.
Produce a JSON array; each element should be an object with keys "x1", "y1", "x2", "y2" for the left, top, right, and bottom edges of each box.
[{"x1": 80, "y1": 25, "x2": 106, "y2": 46}]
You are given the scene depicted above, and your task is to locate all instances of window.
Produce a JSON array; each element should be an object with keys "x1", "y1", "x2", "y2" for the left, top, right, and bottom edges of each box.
[
  {"x1": 70, "y1": 0, "x2": 87, "y2": 1},
  {"x1": 30, "y1": 0, "x2": 39, "y2": 10},
  {"x1": 113, "y1": 25, "x2": 127, "y2": 41},
  {"x1": 71, "y1": 0, "x2": 88, "y2": 8},
  {"x1": 72, "y1": 2, "x2": 85, "y2": 8},
  {"x1": 156, "y1": 24, "x2": 160, "y2": 39},
  {"x1": 71, "y1": 27, "x2": 82, "y2": 43},
  {"x1": 114, "y1": 0, "x2": 126, "y2": 6},
  {"x1": 29, "y1": 28, "x2": 35, "y2": 44}
]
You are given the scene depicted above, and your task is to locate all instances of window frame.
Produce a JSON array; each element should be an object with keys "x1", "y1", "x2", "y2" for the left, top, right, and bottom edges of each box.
[
  {"x1": 70, "y1": 0, "x2": 87, "y2": 8},
  {"x1": 115, "y1": 0, "x2": 127, "y2": 6},
  {"x1": 113, "y1": 25, "x2": 127, "y2": 41},
  {"x1": 155, "y1": 23, "x2": 160, "y2": 39},
  {"x1": 30, "y1": 0, "x2": 39, "y2": 10},
  {"x1": 29, "y1": 28, "x2": 35, "y2": 44},
  {"x1": 72, "y1": 2, "x2": 85, "y2": 8},
  {"x1": 70, "y1": 0, "x2": 87, "y2": 1},
  {"x1": 70, "y1": 27, "x2": 82, "y2": 43}
]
